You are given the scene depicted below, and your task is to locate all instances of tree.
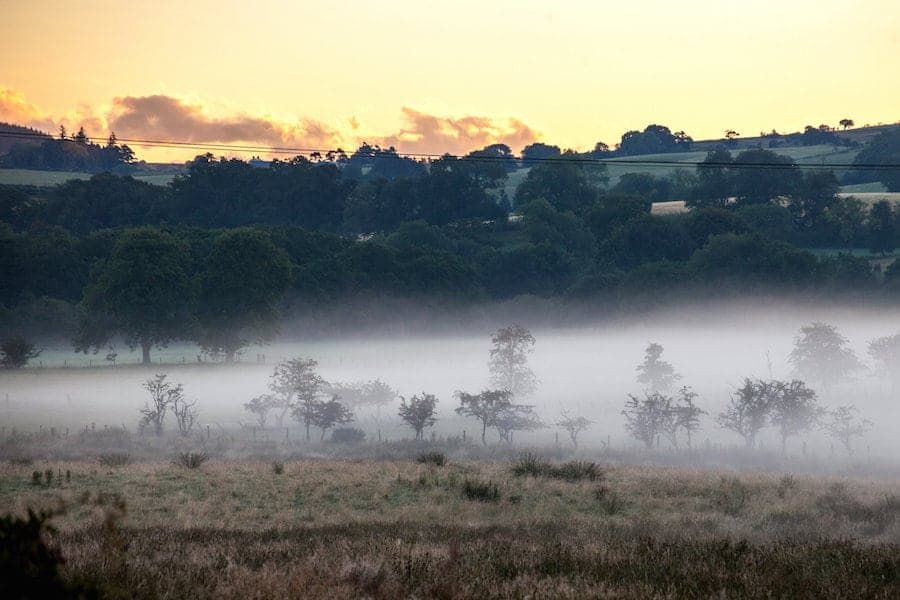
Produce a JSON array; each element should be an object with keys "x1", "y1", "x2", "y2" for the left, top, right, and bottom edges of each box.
[
  {"x1": 398, "y1": 393, "x2": 438, "y2": 440},
  {"x1": 622, "y1": 391, "x2": 672, "y2": 449},
  {"x1": 278, "y1": 358, "x2": 328, "y2": 441},
  {"x1": 826, "y1": 405, "x2": 872, "y2": 455},
  {"x1": 171, "y1": 392, "x2": 199, "y2": 437},
  {"x1": 493, "y1": 403, "x2": 543, "y2": 443},
  {"x1": 455, "y1": 389, "x2": 513, "y2": 445},
  {"x1": 839, "y1": 119, "x2": 854, "y2": 130},
  {"x1": 73, "y1": 127, "x2": 88, "y2": 145},
  {"x1": 724, "y1": 130, "x2": 739, "y2": 140},
  {"x1": 514, "y1": 161, "x2": 600, "y2": 213},
  {"x1": 673, "y1": 386, "x2": 705, "y2": 448},
  {"x1": 717, "y1": 378, "x2": 776, "y2": 448},
  {"x1": 692, "y1": 148, "x2": 734, "y2": 208},
  {"x1": 76, "y1": 227, "x2": 194, "y2": 364},
  {"x1": 769, "y1": 380, "x2": 823, "y2": 453},
  {"x1": 731, "y1": 148, "x2": 801, "y2": 205},
  {"x1": 790, "y1": 171, "x2": 838, "y2": 230},
  {"x1": 244, "y1": 394, "x2": 278, "y2": 428},
  {"x1": 636, "y1": 342, "x2": 680, "y2": 392},
  {"x1": 0, "y1": 335, "x2": 41, "y2": 368},
  {"x1": 488, "y1": 325, "x2": 538, "y2": 397},
  {"x1": 310, "y1": 396, "x2": 354, "y2": 441},
  {"x1": 556, "y1": 410, "x2": 592, "y2": 449},
  {"x1": 196, "y1": 229, "x2": 292, "y2": 362},
  {"x1": 789, "y1": 322, "x2": 862, "y2": 390},
  {"x1": 867, "y1": 200, "x2": 896, "y2": 255},
  {"x1": 868, "y1": 333, "x2": 900, "y2": 391},
  {"x1": 139, "y1": 374, "x2": 183, "y2": 436}
]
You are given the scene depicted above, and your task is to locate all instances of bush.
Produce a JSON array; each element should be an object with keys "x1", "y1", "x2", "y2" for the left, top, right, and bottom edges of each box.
[
  {"x1": 99, "y1": 452, "x2": 131, "y2": 467},
  {"x1": 0, "y1": 508, "x2": 70, "y2": 599},
  {"x1": 272, "y1": 461, "x2": 284, "y2": 475},
  {"x1": 331, "y1": 427, "x2": 366, "y2": 444},
  {"x1": 462, "y1": 478, "x2": 500, "y2": 502},
  {"x1": 416, "y1": 451, "x2": 446, "y2": 467},
  {"x1": 713, "y1": 477, "x2": 751, "y2": 516},
  {"x1": 594, "y1": 485, "x2": 626, "y2": 515},
  {"x1": 174, "y1": 452, "x2": 208, "y2": 469},
  {"x1": 511, "y1": 453, "x2": 602, "y2": 481},
  {"x1": 0, "y1": 335, "x2": 41, "y2": 368}
]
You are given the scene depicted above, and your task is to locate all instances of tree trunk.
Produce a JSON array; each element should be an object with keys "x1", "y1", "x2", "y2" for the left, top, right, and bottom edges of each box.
[
  {"x1": 481, "y1": 421, "x2": 487, "y2": 446},
  {"x1": 141, "y1": 342, "x2": 152, "y2": 365}
]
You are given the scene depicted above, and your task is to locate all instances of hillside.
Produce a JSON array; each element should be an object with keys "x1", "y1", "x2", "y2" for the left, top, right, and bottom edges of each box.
[{"x1": 0, "y1": 122, "x2": 50, "y2": 155}]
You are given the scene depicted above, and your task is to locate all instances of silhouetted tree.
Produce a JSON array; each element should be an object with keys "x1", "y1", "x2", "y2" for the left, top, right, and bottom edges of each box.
[
  {"x1": 196, "y1": 228, "x2": 292, "y2": 362},
  {"x1": 839, "y1": 119, "x2": 854, "y2": 130},
  {"x1": 789, "y1": 322, "x2": 862, "y2": 390},
  {"x1": 270, "y1": 357, "x2": 326, "y2": 436},
  {"x1": 489, "y1": 325, "x2": 538, "y2": 397},
  {"x1": 455, "y1": 389, "x2": 513, "y2": 445},
  {"x1": 398, "y1": 393, "x2": 438, "y2": 440},
  {"x1": 493, "y1": 403, "x2": 543, "y2": 444},
  {"x1": 636, "y1": 342, "x2": 680, "y2": 392},
  {"x1": 0, "y1": 335, "x2": 41, "y2": 368},
  {"x1": 139, "y1": 374, "x2": 182, "y2": 436},
  {"x1": 622, "y1": 391, "x2": 672, "y2": 449},
  {"x1": 867, "y1": 200, "x2": 896, "y2": 255},
  {"x1": 76, "y1": 227, "x2": 194, "y2": 364},
  {"x1": 556, "y1": 410, "x2": 592, "y2": 449},
  {"x1": 310, "y1": 396, "x2": 354, "y2": 440},
  {"x1": 244, "y1": 394, "x2": 278, "y2": 428},
  {"x1": 826, "y1": 405, "x2": 872, "y2": 455},
  {"x1": 717, "y1": 378, "x2": 776, "y2": 448},
  {"x1": 769, "y1": 380, "x2": 823, "y2": 453}
]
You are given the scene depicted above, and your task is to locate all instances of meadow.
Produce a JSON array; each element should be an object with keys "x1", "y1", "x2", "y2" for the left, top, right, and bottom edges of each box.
[{"x1": 2, "y1": 456, "x2": 899, "y2": 598}]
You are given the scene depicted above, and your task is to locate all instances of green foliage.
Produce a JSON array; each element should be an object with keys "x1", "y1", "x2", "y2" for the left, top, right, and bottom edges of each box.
[
  {"x1": 196, "y1": 228, "x2": 292, "y2": 361},
  {"x1": 77, "y1": 227, "x2": 194, "y2": 363}
]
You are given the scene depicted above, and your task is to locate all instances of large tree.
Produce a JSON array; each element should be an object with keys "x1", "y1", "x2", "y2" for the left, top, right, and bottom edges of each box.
[
  {"x1": 788, "y1": 322, "x2": 861, "y2": 390},
  {"x1": 76, "y1": 227, "x2": 194, "y2": 364},
  {"x1": 488, "y1": 325, "x2": 538, "y2": 397},
  {"x1": 196, "y1": 228, "x2": 292, "y2": 362}
]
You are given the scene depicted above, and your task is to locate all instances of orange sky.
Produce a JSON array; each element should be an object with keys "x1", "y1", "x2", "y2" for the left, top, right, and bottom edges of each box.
[{"x1": 1, "y1": 0, "x2": 898, "y2": 162}]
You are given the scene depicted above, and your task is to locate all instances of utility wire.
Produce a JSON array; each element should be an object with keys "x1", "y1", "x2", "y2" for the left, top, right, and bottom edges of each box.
[{"x1": 0, "y1": 129, "x2": 898, "y2": 170}]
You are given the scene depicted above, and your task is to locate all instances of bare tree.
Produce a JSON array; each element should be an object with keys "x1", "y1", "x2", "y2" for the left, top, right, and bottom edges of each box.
[
  {"x1": 310, "y1": 396, "x2": 354, "y2": 441},
  {"x1": 139, "y1": 374, "x2": 182, "y2": 436},
  {"x1": 172, "y1": 393, "x2": 199, "y2": 437},
  {"x1": 489, "y1": 325, "x2": 537, "y2": 397},
  {"x1": 556, "y1": 410, "x2": 592, "y2": 449},
  {"x1": 789, "y1": 322, "x2": 861, "y2": 391},
  {"x1": 636, "y1": 342, "x2": 680, "y2": 392},
  {"x1": 717, "y1": 378, "x2": 776, "y2": 449},
  {"x1": 455, "y1": 389, "x2": 513, "y2": 445},
  {"x1": 398, "y1": 393, "x2": 438, "y2": 440},
  {"x1": 244, "y1": 394, "x2": 278, "y2": 428},
  {"x1": 769, "y1": 380, "x2": 823, "y2": 454},
  {"x1": 826, "y1": 405, "x2": 873, "y2": 455}
]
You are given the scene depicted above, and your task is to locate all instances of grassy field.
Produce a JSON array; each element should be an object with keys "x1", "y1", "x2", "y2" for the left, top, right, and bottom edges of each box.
[
  {"x1": 0, "y1": 168, "x2": 176, "y2": 187},
  {"x1": 3, "y1": 457, "x2": 899, "y2": 598}
]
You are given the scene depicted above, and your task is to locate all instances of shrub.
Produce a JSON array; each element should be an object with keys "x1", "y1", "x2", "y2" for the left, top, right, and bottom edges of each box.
[
  {"x1": 462, "y1": 478, "x2": 500, "y2": 502},
  {"x1": 331, "y1": 427, "x2": 366, "y2": 444},
  {"x1": 0, "y1": 509, "x2": 69, "y2": 598},
  {"x1": 416, "y1": 451, "x2": 446, "y2": 467},
  {"x1": 99, "y1": 452, "x2": 131, "y2": 467},
  {"x1": 511, "y1": 453, "x2": 602, "y2": 481},
  {"x1": 174, "y1": 452, "x2": 208, "y2": 469},
  {"x1": 272, "y1": 461, "x2": 284, "y2": 475},
  {"x1": 594, "y1": 485, "x2": 626, "y2": 515},
  {"x1": 713, "y1": 477, "x2": 751, "y2": 516}
]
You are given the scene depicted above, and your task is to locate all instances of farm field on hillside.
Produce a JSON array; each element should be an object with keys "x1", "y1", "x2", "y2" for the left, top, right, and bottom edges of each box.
[{"x1": 0, "y1": 168, "x2": 176, "y2": 187}]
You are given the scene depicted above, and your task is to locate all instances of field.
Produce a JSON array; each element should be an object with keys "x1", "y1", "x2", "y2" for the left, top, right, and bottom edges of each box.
[
  {"x1": 3, "y1": 456, "x2": 900, "y2": 598},
  {"x1": 0, "y1": 168, "x2": 176, "y2": 187}
]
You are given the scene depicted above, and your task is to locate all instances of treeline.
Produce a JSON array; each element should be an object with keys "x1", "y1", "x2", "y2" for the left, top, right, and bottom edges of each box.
[
  {"x1": 3, "y1": 127, "x2": 900, "y2": 346},
  {"x1": 0, "y1": 127, "x2": 136, "y2": 173}
]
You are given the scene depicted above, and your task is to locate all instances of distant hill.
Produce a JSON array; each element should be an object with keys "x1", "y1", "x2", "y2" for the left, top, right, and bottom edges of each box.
[{"x1": 0, "y1": 122, "x2": 51, "y2": 155}]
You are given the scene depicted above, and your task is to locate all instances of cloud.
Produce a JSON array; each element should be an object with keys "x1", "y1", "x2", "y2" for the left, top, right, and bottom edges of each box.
[
  {"x1": 107, "y1": 95, "x2": 342, "y2": 148},
  {"x1": 0, "y1": 87, "x2": 57, "y2": 132},
  {"x1": 369, "y1": 107, "x2": 539, "y2": 155}
]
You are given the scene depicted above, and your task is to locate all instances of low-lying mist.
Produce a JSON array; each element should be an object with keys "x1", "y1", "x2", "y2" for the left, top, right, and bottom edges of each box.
[{"x1": 4, "y1": 300, "x2": 900, "y2": 471}]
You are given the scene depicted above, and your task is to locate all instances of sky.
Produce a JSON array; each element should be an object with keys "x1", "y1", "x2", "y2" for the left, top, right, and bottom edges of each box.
[{"x1": 1, "y1": 0, "x2": 898, "y2": 162}]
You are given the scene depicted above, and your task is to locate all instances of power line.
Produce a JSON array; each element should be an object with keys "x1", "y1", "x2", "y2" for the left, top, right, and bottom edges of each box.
[{"x1": 0, "y1": 129, "x2": 898, "y2": 170}]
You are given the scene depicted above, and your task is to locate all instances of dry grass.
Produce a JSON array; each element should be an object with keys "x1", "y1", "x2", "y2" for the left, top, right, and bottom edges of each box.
[{"x1": 2, "y1": 460, "x2": 900, "y2": 598}]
